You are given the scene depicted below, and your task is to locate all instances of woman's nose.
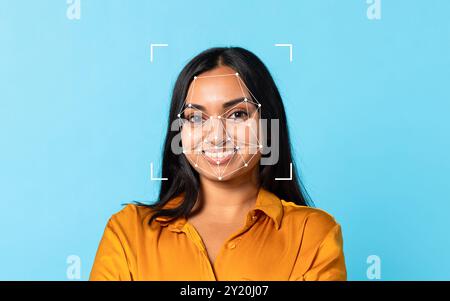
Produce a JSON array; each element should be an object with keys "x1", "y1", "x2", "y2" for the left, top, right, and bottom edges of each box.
[{"x1": 204, "y1": 116, "x2": 227, "y2": 145}]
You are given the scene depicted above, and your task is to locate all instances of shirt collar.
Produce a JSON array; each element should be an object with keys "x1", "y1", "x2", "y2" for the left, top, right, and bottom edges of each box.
[
  {"x1": 155, "y1": 186, "x2": 284, "y2": 231},
  {"x1": 253, "y1": 187, "x2": 284, "y2": 230}
]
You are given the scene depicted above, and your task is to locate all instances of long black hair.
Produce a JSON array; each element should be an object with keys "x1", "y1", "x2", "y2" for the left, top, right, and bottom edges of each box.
[{"x1": 139, "y1": 47, "x2": 313, "y2": 225}]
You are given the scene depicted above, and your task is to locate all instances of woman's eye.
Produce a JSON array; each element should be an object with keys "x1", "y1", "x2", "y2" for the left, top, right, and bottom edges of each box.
[
  {"x1": 188, "y1": 115, "x2": 203, "y2": 124},
  {"x1": 229, "y1": 110, "x2": 248, "y2": 121}
]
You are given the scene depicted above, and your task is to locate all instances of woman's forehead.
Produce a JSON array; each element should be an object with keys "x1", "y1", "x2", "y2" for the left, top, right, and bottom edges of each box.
[
  {"x1": 185, "y1": 74, "x2": 251, "y2": 112},
  {"x1": 187, "y1": 76, "x2": 245, "y2": 103}
]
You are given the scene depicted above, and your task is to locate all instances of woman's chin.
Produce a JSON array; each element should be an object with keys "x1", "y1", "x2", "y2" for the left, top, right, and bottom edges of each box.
[
  {"x1": 186, "y1": 152, "x2": 260, "y2": 182},
  {"x1": 196, "y1": 161, "x2": 257, "y2": 182}
]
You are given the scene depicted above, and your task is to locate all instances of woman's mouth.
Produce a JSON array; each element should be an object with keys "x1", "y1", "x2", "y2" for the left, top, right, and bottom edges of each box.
[{"x1": 201, "y1": 148, "x2": 236, "y2": 165}]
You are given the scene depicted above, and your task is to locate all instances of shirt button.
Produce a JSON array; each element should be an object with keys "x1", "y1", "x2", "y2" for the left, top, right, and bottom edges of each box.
[{"x1": 227, "y1": 242, "x2": 236, "y2": 249}]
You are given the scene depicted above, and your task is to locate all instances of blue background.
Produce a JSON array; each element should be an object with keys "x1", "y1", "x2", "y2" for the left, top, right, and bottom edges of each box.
[{"x1": 1, "y1": 0, "x2": 449, "y2": 280}]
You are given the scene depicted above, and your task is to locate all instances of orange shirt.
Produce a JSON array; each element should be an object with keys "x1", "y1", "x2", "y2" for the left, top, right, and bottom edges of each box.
[{"x1": 90, "y1": 187, "x2": 347, "y2": 281}]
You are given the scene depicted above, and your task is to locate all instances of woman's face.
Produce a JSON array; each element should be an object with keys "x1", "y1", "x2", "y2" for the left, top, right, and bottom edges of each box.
[{"x1": 179, "y1": 65, "x2": 262, "y2": 182}]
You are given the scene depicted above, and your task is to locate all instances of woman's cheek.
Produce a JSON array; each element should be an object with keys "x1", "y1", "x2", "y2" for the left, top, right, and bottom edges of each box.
[
  {"x1": 232, "y1": 120, "x2": 259, "y2": 155},
  {"x1": 181, "y1": 127, "x2": 203, "y2": 154}
]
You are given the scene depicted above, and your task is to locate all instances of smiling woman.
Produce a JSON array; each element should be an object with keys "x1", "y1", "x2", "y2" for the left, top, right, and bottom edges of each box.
[{"x1": 89, "y1": 47, "x2": 347, "y2": 281}]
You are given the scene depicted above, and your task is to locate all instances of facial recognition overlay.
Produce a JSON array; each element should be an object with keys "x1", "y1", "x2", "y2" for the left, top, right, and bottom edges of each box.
[{"x1": 173, "y1": 72, "x2": 268, "y2": 181}]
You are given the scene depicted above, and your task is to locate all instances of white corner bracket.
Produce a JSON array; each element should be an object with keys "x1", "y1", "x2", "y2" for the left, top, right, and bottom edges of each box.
[
  {"x1": 275, "y1": 162, "x2": 293, "y2": 181},
  {"x1": 150, "y1": 43, "x2": 169, "y2": 63},
  {"x1": 274, "y1": 43, "x2": 293, "y2": 62},
  {"x1": 150, "y1": 162, "x2": 168, "y2": 181}
]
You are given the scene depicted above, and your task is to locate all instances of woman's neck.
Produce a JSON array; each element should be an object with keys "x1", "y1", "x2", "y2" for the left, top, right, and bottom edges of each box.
[{"x1": 190, "y1": 168, "x2": 260, "y2": 223}]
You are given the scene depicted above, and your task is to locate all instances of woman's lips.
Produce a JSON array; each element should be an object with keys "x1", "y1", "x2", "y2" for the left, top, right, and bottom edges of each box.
[{"x1": 202, "y1": 148, "x2": 236, "y2": 165}]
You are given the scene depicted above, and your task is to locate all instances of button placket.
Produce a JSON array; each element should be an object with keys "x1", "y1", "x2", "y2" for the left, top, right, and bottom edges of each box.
[{"x1": 184, "y1": 223, "x2": 217, "y2": 280}]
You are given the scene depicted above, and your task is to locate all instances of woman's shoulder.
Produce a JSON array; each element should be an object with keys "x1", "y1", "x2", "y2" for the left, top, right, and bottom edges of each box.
[
  {"x1": 107, "y1": 203, "x2": 155, "y2": 230},
  {"x1": 280, "y1": 200, "x2": 341, "y2": 234}
]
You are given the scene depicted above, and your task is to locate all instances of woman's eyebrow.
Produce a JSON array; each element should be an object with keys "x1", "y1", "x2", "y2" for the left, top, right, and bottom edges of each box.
[
  {"x1": 222, "y1": 97, "x2": 247, "y2": 109},
  {"x1": 184, "y1": 97, "x2": 248, "y2": 111}
]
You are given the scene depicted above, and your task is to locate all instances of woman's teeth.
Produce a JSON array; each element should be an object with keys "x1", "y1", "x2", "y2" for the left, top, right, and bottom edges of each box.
[{"x1": 203, "y1": 149, "x2": 235, "y2": 159}]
